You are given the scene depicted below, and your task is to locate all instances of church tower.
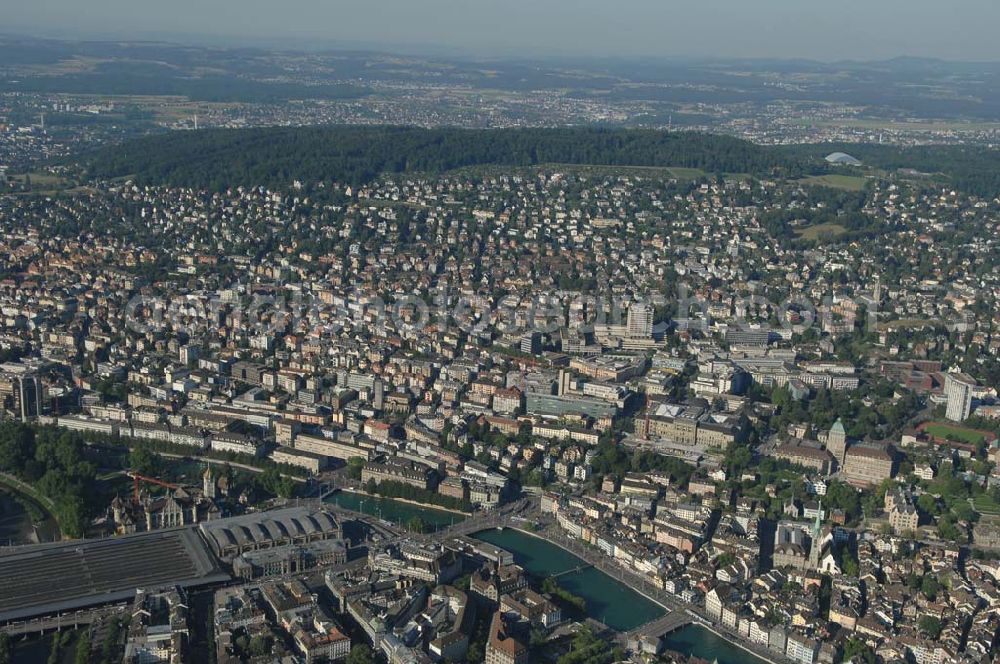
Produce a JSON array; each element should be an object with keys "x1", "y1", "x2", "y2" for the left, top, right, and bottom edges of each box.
[
  {"x1": 808, "y1": 501, "x2": 824, "y2": 570},
  {"x1": 203, "y1": 466, "x2": 217, "y2": 500}
]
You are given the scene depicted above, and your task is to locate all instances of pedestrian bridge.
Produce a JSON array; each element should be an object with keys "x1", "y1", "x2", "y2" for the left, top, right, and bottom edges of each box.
[{"x1": 550, "y1": 564, "x2": 593, "y2": 578}]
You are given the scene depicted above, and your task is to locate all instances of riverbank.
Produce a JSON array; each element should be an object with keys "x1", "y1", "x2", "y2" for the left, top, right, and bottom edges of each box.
[
  {"x1": 665, "y1": 624, "x2": 776, "y2": 664},
  {"x1": 483, "y1": 527, "x2": 779, "y2": 664},
  {"x1": 336, "y1": 487, "x2": 471, "y2": 516},
  {"x1": 473, "y1": 527, "x2": 665, "y2": 631},
  {"x1": 504, "y1": 525, "x2": 672, "y2": 612},
  {"x1": 324, "y1": 489, "x2": 468, "y2": 533},
  {"x1": 0, "y1": 472, "x2": 61, "y2": 542}
]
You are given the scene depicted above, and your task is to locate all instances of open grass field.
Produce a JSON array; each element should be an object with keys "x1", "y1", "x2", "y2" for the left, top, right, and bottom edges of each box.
[
  {"x1": 3, "y1": 172, "x2": 95, "y2": 197},
  {"x1": 666, "y1": 166, "x2": 708, "y2": 179},
  {"x1": 453, "y1": 162, "x2": 714, "y2": 181},
  {"x1": 921, "y1": 421, "x2": 994, "y2": 445},
  {"x1": 797, "y1": 174, "x2": 868, "y2": 191},
  {"x1": 876, "y1": 318, "x2": 938, "y2": 331},
  {"x1": 543, "y1": 162, "x2": 708, "y2": 179},
  {"x1": 9, "y1": 172, "x2": 67, "y2": 188},
  {"x1": 795, "y1": 222, "x2": 848, "y2": 241}
]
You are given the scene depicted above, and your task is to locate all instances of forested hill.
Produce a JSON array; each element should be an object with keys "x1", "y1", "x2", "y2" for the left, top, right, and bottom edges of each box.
[{"x1": 80, "y1": 126, "x2": 802, "y2": 189}]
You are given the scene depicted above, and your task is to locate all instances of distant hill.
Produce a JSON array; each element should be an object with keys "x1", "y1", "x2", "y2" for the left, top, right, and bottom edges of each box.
[{"x1": 80, "y1": 126, "x2": 803, "y2": 189}]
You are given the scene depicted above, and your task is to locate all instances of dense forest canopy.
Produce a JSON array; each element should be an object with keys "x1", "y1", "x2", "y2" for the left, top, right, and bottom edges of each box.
[
  {"x1": 77, "y1": 126, "x2": 1000, "y2": 196},
  {"x1": 80, "y1": 126, "x2": 803, "y2": 189}
]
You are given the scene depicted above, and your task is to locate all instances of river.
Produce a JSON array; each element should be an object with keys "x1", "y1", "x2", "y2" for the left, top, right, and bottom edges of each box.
[
  {"x1": 0, "y1": 488, "x2": 60, "y2": 546},
  {"x1": 472, "y1": 527, "x2": 665, "y2": 632},
  {"x1": 664, "y1": 624, "x2": 771, "y2": 664},
  {"x1": 472, "y1": 528, "x2": 770, "y2": 663},
  {"x1": 323, "y1": 490, "x2": 465, "y2": 532}
]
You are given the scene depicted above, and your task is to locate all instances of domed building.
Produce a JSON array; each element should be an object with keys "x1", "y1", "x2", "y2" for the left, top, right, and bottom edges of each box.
[{"x1": 824, "y1": 152, "x2": 862, "y2": 166}]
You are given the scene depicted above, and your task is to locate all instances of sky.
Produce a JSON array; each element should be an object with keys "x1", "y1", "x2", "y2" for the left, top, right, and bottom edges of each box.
[{"x1": 6, "y1": 0, "x2": 1000, "y2": 62}]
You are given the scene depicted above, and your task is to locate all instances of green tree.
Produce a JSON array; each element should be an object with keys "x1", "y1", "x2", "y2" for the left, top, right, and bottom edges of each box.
[
  {"x1": 346, "y1": 456, "x2": 366, "y2": 480},
  {"x1": 346, "y1": 644, "x2": 376, "y2": 664},
  {"x1": 921, "y1": 574, "x2": 940, "y2": 600},
  {"x1": 129, "y1": 444, "x2": 160, "y2": 477},
  {"x1": 74, "y1": 632, "x2": 92, "y2": 664},
  {"x1": 917, "y1": 493, "x2": 939, "y2": 518},
  {"x1": 0, "y1": 422, "x2": 33, "y2": 473},
  {"x1": 840, "y1": 548, "x2": 860, "y2": 577},
  {"x1": 556, "y1": 626, "x2": 622, "y2": 664},
  {"x1": 248, "y1": 634, "x2": 271, "y2": 657},
  {"x1": 918, "y1": 615, "x2": 942, "y2": 639},
  {"x1": 0, "y1": 632, "x2": 11, "y2": 664},
  {"x1": 258, "y1": 467, "x2": 296, "y2": 499},
  {"x1": 842, "y1": 637, "x2": 875, "y2": 664},
  {"x1": 99, "y1": 617, "x2": 124, "y2": 664},
  {"x1": 466, "y1": 642, "x2": 484, "y2": 663},
  {"x1": 724, "y1": 442, "x2": 752, "y2": 475},
  {"x1": 542, "y1": 577, "x2": 587, "y2": 614}
]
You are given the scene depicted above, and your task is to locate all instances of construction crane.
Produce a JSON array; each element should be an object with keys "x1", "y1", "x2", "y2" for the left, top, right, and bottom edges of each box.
[{"x1": 126, "y1": 471, "x2": 179, "y2": 503}]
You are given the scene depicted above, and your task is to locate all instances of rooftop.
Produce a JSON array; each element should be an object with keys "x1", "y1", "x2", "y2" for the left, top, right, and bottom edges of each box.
[{"x1": 0, "y1": 528, "x2": 226, "y2": 623}]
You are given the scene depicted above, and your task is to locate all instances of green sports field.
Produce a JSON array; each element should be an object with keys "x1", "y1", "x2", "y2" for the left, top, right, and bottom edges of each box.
[{"x1": 922, "y1": 422, "x2": 991, "y2": 445}]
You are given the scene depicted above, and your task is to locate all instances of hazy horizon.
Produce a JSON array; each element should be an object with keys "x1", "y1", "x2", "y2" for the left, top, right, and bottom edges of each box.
[{"x1": 7, "y1": 0, "x2": 1000, "y2": 62}]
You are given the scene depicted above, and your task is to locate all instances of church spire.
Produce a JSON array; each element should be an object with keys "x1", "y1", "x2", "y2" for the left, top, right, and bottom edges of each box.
[
  {"x1": 813, "y1": 499, "x2": 823, "y2": 539},
  {"x1": 809, "y1": 500, "x2": 824, "y2": 569}
]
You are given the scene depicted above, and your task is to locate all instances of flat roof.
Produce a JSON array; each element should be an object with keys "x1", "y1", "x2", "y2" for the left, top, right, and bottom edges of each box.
[{"x1": 0, "y1": 528, "x2": 227, "y2": 624}]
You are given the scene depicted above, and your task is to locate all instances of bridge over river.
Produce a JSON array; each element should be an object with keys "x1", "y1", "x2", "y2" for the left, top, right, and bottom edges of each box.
[
  {"x1": 550, "y1": 563, "x2": 592, "y2": 579},
  {"x1": 623, "y1": 609, "x2": 694, "y2": 642},
  {"x1": 315, "y1": 491, "x2": 779, "y2": 662}
]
